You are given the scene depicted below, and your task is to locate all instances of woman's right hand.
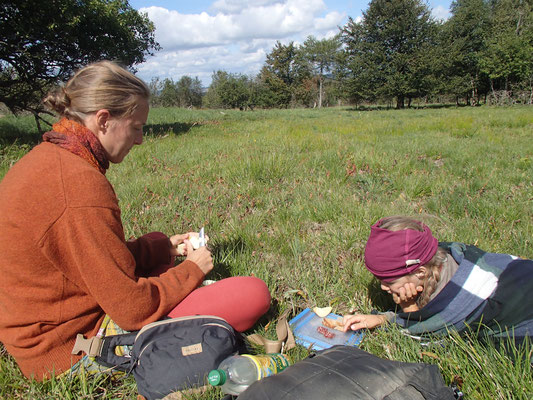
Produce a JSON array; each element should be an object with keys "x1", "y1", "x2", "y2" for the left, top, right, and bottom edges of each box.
[
  {"x1": 391, "y1": 282, "x2": 423, "y2": 312},
  {"x1": 184, "y1": 239, "x2": 213, "y2": 275},
  {"x1": 342, "y1": 313, "x2": 387, "y2": 332}
]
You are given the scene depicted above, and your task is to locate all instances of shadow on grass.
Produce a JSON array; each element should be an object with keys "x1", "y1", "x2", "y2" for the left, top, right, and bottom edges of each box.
[
  {"x1": 209, "y1": 237, "x2": 247, "y2": 280},
  {"x1": 344, "y1": 103, "x2": 463, "y2": 112},
  {"x1": 367, "y1": 279, "x2": 396, "y2": 312},
  {"x1": 0, "y1": 119, "x2": 42, "y2": 146},
  {"x1": 143, "y1": 122, "x2": 200, "y2": 138},
  {"x1": 0, "y1": 120, "x2": 203, "y2": 147}
]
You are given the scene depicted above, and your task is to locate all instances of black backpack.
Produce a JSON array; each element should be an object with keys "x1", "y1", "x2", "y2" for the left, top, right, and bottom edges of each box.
[
  {"x1": 237, "y1": 345, "x2": 461, "y2": 400},
  {"x1": 73, "y1": 315, "x2": 246, "y2": 400}
]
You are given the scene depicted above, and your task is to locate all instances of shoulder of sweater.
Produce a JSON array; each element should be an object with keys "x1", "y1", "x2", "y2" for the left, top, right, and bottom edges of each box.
[
  {"x1": 0, "y1": 144, "x2": 120, "y2": 250},
  {"x1": 58, "y1": 149, "x2": 118, "y2": 209},
  {"x1": 1, "y1": 143, "x2": 119, "y2": 212},
  {"x1": 43, "y1": 142, "x2": 119, "y2": 210}
]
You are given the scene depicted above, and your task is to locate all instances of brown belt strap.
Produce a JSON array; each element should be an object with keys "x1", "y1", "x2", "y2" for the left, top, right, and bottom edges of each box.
[{"x1": 247, "y1": 312, "x2": 296, "y2": 353}]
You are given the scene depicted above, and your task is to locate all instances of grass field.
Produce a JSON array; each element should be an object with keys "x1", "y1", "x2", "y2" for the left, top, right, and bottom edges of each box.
[{"x1": 1, "y1": 105, "x2": 532, "y2": 399}]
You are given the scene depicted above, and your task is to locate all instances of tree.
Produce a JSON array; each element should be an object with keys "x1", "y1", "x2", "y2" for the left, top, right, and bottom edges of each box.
[
  {"x1": 341, "y1": 0, "x2": 437, "y2": 108},
  {"x1": 257, "y1": 70, "x2": 292, "y2": 107},
  {"x1": 440, "y1": 0, "x2": 491, "y2": 105},
  {"x1": 204, "y1": 71, "x2": 229, "y2": 108},
  {"x1": 0, "y1": 0, "x2": 159, "y2": 129},
  {"x1": 176, "y1": 76, "x2": 203, "y2": 108},
  {"x1": 148, "y1": 77, "x2": 162, "y2": 107},
  {"x1": 158, "y1": 78, "x2": 179, "y2": 107},
  {"x1": 480, "y1": 0, "x2": 533, "y2": 99},
  {"x1": 259, "y1": 41, "x2": 311, "y2": 107},
  {"x1": 300, "y1": 35, "x2": 342, "y2": 108},
  {"x1": 204, "y1": 71, "x2": 251, "y2": 109},
  {"x1": 154, "y1": 76, "x2": 203, "y2": 108}
]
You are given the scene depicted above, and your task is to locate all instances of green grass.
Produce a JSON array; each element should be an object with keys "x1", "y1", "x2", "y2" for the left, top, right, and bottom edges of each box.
[{"x1": 1, "y1": 105, "x2": 533, "y2": 399}]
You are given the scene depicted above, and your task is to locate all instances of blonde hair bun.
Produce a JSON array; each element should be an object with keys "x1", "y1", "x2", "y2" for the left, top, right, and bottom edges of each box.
[{"x1": 43, "y1": 61, "x2": 149, "y2": 122}]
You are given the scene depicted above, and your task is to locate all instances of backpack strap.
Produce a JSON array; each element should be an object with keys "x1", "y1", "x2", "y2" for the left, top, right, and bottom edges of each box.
[
  {"x1": 247, "y1": 311, "x2": 296, "y2": 353},
  {"x1": 72, "y1": 331, "x2": 138, "y2": 372}
]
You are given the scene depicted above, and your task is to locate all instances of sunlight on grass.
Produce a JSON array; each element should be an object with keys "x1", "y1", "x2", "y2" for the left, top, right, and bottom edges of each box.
[{"x1": 1, "y1": 105, "x2": 532, "y2": 399}]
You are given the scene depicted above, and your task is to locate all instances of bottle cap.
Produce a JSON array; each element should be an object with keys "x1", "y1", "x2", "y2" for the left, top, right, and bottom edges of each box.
[{"x1": 207, "y1": 369, "x2": 227, "y2": 386}]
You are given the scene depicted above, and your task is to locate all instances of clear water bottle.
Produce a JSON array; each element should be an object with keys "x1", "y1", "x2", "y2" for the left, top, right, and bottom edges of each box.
[{"x1": 207, "y1": 353, "x2": 290, "y2": 395}]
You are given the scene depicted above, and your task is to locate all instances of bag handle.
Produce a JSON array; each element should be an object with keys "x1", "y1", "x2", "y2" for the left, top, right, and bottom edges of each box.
[{"x1": 246, "y1": 311, "x2": 296, "y2": 353}]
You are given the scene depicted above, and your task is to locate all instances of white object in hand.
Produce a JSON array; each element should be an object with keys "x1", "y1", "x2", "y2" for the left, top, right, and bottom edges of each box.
[
  {"x1": 176, "y1": 230, "x2": 207, "y2": 255},
  {"x1": 188, "y1": 235, "x2": 202, "y2": 249},
  {"x1": 198, "y1": 227, "x2": 205, "y2": 247}
]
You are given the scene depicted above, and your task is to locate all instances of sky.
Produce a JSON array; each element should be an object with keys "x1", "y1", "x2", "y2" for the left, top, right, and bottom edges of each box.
[{"x1": 128, "y1": 0, "x2": 453, "y2": 86}]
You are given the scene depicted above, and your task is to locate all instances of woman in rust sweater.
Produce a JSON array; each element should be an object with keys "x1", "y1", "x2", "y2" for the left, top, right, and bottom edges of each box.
[{"x1": 0, "y1": 61, "x2": 270, "y2": 380}]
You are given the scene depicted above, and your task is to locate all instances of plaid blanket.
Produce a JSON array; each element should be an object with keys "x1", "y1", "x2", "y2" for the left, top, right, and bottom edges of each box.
[{"x1": 392, "y1": 242, "x2": 533, "y2": 341}]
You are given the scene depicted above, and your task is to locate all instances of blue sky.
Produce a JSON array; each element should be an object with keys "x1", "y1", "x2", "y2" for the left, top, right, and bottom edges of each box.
[
  {"x1": 130, "y1": 1, "x2": 451, "y2": 19},
  {"x1": 128, "y1": 0, "x2": 452, "y2": 86}
]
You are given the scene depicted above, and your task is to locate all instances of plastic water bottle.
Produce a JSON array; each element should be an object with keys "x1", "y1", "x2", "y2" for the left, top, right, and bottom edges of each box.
[{"x1": 207, "y1": 353, "x2": 290, "y2": 395}]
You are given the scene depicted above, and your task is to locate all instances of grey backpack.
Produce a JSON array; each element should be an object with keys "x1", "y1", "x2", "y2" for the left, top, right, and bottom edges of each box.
[{"x1": 74, "y1": 315, "x2": 245, "y2": 400}]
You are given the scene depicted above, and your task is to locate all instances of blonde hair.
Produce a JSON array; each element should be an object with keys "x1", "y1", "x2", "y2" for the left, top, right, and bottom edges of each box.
[
  {"x1": 379, "y1": 216, "x2": 447, "y2": 308},
  {"x1": 43, "y1": 61, "x2": 149, "y2": 123}
]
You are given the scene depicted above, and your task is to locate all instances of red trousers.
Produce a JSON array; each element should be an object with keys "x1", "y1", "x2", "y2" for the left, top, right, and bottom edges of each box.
[
  {"x1": 146, "y1": 233, "x2": 270, "y2": 332},
  {"x1": 168, "y1": 276, "x2": 270, "y2": 332}
]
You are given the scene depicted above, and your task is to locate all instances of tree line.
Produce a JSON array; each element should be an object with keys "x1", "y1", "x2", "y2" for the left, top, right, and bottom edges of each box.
[
  {"x1": 151, "y1": 0, "x2": 533, "y2": 109},
  {"x1": 1, "y1": 0, "x2": 532, "y2": 129}
]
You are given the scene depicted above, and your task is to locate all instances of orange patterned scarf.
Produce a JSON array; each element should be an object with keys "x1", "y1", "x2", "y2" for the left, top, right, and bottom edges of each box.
[{"x1": 42, "y1": 118, "x2": 109, "y2": 175}]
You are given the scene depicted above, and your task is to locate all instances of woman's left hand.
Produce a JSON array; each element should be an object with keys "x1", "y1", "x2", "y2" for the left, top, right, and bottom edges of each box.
[{"x1": 169, "y1": 232, "x2": 196, "y2": 256}]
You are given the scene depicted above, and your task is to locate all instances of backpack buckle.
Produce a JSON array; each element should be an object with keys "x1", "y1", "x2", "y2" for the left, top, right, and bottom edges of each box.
[{"x1": 71, "y1": 334, "x2": 104, "y2": 357}]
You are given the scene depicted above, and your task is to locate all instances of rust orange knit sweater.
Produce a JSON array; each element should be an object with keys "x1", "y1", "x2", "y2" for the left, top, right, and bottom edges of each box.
[{"x1": 0, "y1": 142, "x2": 204, "y2": 380}]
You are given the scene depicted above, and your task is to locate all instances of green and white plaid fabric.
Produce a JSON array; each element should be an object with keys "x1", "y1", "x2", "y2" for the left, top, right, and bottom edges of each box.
[{"x1": 393, "y1": 242, "x2": 533, "y2": 341}]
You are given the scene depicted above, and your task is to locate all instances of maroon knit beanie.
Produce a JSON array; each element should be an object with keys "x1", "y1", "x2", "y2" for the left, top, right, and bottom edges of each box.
[{"x1": 364, "y1": 218, "x2": 438, "y2": 282}]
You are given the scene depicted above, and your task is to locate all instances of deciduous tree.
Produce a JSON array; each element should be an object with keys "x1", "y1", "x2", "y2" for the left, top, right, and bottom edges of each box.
[
  {"x1": 300, "y1": 35, "x2": 342, "y2": 108},
  {"x1": 0, "y1": 0, "x2": 159, "y2": 130},
  {"x1": 480, "y1": 0, "x2": 533, "y2": 99},
  {"x1": 204, "y1": 71, "x2": 251, "y2": 109},
  {"x1": 176, "y1": 76, "x2": 203, "y2": 108}
]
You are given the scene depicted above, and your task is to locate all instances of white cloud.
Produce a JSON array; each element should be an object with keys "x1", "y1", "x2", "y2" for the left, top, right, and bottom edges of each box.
[
  {"x1": 137, "y1": 0, "x2": 349, "y2": 85},
  {"x1": 315, "y1": 11, "x2": 345, "y2": 31},
  {"x1": 431, "y1": 5, "x2": 450, "y2": 21},
  {"x1": 211, "y1": 0, "x2": 286, "y2": 14},
  {"x1": 239, "y1": 39, "x2": 276, "y2": 54},
  {"x1": 141, "y1": 0, "x2": 339, "y2": 51}
]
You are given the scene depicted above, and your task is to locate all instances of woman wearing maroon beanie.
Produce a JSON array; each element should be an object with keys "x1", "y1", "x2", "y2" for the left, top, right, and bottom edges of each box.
[{"x1": 343, "y1": 216, "x2": 533, "y2": 345}]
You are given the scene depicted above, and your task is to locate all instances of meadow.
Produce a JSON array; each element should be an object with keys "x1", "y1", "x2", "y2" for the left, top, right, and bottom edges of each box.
[{"x1": 0, "y1": 105, "x2": 532, "y2": 399}]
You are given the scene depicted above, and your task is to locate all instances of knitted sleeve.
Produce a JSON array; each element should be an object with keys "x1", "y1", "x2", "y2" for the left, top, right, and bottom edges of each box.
[
  {"x1": 126, "y1": 233, "x2": 173, "y2": 276},
  {"x1": 40, "y1": 205, "x2": 205, "y2": 331}
]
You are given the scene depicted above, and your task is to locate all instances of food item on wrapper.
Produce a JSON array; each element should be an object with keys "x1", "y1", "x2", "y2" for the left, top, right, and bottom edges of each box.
[
  {"x1": 313, "y1": 306, "x2": 332, "y2": 318},
  {"x1": 317, "y1": 326, "x2": 336, "y2": 339},
  {"x1": 290, "y1": 308, "x2": 364, "y2": 350},
  {"x1": 322, "y1": 317, "x2": 344, "y2": 331}
]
